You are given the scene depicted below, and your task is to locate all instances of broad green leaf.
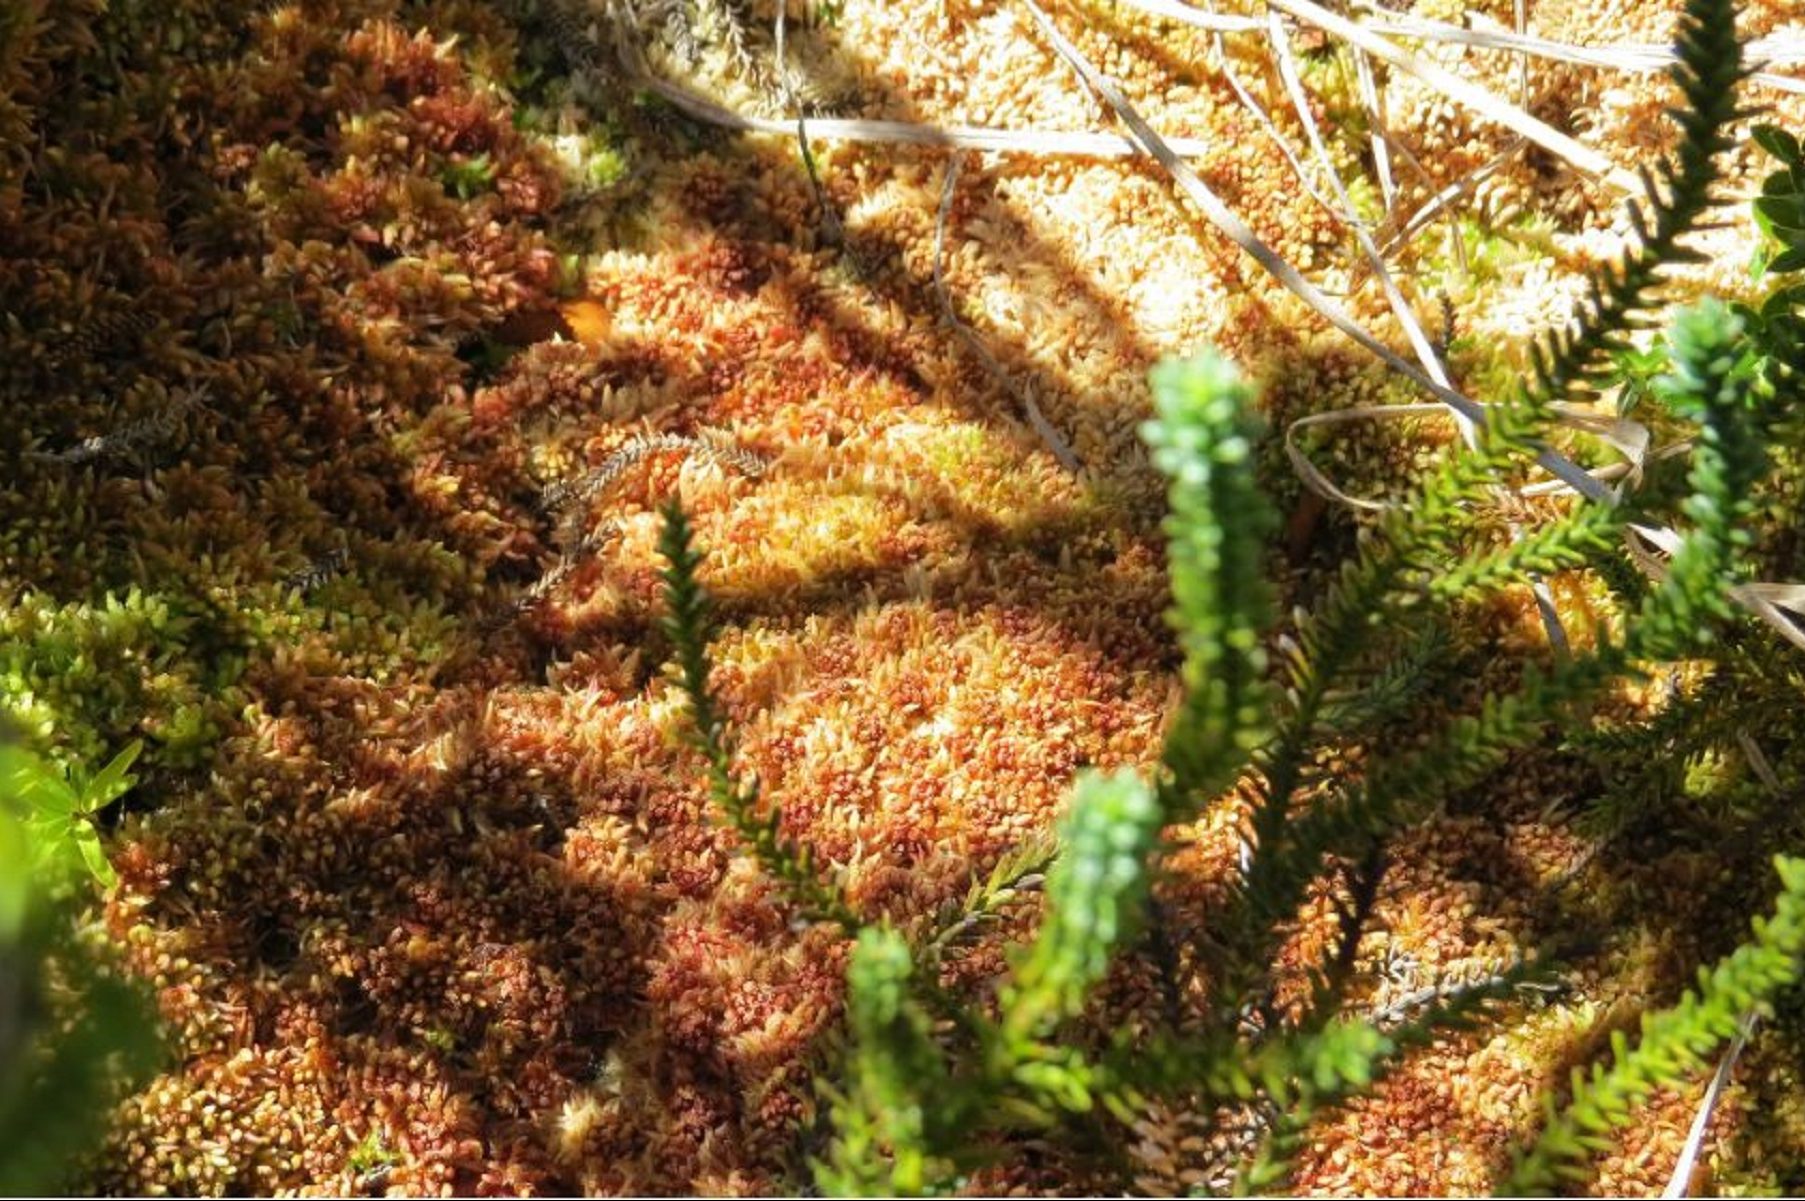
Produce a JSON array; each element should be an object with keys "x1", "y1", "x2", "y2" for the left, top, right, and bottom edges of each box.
[
  {"x1": 1761, "y1": 171, "x2": 1802, "y2": 197},
  {"x1": 1772, "y1": 246, "x2": 1805, "y2": 275},
  {"x1": 1752, "y1": 124, "x2": 1802, "y2": 166},
  {"x1": 1755, "y1": 194, "x2": 1805, "y2": 236}
]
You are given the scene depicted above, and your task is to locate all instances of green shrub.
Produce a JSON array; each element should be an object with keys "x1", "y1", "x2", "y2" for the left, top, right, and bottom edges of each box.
[
  {"x1": 0, "y1": 728, "x2": 161, "y2": 1195},
  {"x1": 652, "y1": 1, "x2": 1805, "y2": 1187}
]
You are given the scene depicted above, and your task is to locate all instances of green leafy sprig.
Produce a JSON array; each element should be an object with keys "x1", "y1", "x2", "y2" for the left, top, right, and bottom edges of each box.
[{"x1": 657, "y1": 498, "x2": 858, "y2": 928}]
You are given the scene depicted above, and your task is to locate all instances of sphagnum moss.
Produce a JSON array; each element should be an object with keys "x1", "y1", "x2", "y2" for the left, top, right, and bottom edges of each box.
[{"x1": 4, "y1": 0, "x2": 1805, "y2": 1194}]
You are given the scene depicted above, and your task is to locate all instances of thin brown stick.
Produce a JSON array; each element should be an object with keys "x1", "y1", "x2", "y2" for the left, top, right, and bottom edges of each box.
[
  {"x1": 1112, "y1": 0, "x2": 1641, "y2": 193},
  {"x1": 1112, "y1": 0, "x2": 1805, "y2": 94},
  {"x1": 606, "y1": 0, "x2": 1224, "y2": 159},
  {"x1": 932, "y1": 156, "x2": 1083, "y2": 472},
  {"x1": 1352, "y1": 6, "x2": 1805, "y2": 96}
]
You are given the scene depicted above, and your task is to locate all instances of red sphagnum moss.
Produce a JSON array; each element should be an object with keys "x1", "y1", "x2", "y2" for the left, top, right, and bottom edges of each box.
[{"x1": 3, "y1": 0, "x2": 1803, "y2": 1194}]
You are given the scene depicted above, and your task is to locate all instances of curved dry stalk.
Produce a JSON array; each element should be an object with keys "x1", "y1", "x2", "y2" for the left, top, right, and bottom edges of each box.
[
  {"x1": 1660, "y1": 1009, "x2": 1757, "y2": 1196},
  {"x1": 605, "y1": 0, "x2": 1223, "y2": 159},
  {"x1": 1013, "y1": 0, "x2": 1805, "y2": 657},
  {"x1": 932, "y1": 156, "x2": 1083, "y2": 472},
  {"x1": 1268, "y1": 0, "x2": 1643, "y2": 195},
  {"x1": 1352, "y1": 6, "x2": 1805, "y2": 96},
  {"x1": 1349, "y1": 30, "x2": 1397, "y2": 212},
  {"x1": 1626, "y1": 523, "x2": 1805, "y2": 652},
  {"x1": 1110, "y1": 0, "x2": 1641, "y2": 193}
]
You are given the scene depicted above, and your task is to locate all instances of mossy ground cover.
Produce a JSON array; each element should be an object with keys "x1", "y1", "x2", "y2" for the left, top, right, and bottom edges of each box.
[{"x1": 4, "y1": 0, "x2": 1805, "y2": 1194}]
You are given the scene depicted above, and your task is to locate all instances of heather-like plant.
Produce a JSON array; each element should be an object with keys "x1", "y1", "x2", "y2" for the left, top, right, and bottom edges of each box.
[
  {"x1": 654, "y1": 0, "x2": 1805, "y2": 1188},
  {"x1": 661, "y1": 350, "x2": 1548, "y2": 1193},
  {"x1": 660, "y1": 315, "x2": 1775, "y2": 1188},
  {"x1": 1508, "y1": 856, "x2": 1805, "y2": 1195},
  {"x1": 657, "y1": 498, "x2": 860, "y2": 930},
  {"x1": 1574, "y1": 117, "x2": 1805, "y2": 842}
]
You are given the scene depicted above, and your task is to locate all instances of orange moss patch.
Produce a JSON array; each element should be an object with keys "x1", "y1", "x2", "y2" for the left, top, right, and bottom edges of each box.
[{"x1": 0, "y1": 0, "x2": 1790, "y2": 1192}]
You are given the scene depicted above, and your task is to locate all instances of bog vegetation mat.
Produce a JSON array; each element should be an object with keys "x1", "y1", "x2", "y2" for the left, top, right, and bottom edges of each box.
[{"x1": 4, "y1": 0, "x2": 1805, "y2": 1195}]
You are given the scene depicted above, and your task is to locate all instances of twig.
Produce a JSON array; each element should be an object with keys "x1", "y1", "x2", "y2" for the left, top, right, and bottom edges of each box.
[
  {"x1": 282, "y1": 546, "x2": 350, "y2": 594},
  {"x1": 774, "y1": 3, "x2": 844, "y2": 246},
  {"x1": 605, "y1": 0, "x2": 1223, "y2": 158},
  {"x1": 1112, "y1": 0, "x2": 1805, "y2": 95},
  {"x1": 1351, "y1": 6, "x2": 1805, "y2": 97},
  {"x1": 1197, "y1": 0, "x2": 1349, "y2": 220},
  {"x1": 542, "y1": 430, "x2": 768, "y2": 512},
  {"x1": 1662, "y1": 1011, "x2": 1757, "y2": 1198},
  {"x1": 1350, "y1": 35, "x2": 1397, "y2": 214},
  {"x1": 484, "y1": 520, "x2": 622, "y2": 631},
  {"x1": 932, "y1": 155, "x2": 1083, "y2": 472},
  {"x1": 1119, "y1": 0, "x2": 1642, "y2": 194},
  {"x1": 1369, "y1": 961, "x2": 1552, "y2": 1026}
]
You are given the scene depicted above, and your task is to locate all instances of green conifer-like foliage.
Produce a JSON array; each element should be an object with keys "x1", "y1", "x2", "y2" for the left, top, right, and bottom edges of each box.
[
  {"x1": 659, "y1": 272, "x2": 1795, "y2": 1198},
  {"x1": 1515, "y1": 0, "x2": 1751, "y2": 414},
  {"x1": 1000, "y1": 770, "x2": 1166, "y2": 1046},
  {"x1": 1507, "y1": 857, "x2": 1805, "y2": 1195},
  {"x1": 655, "y1": 498, "x2": 860, "y2": 930},
  {"x1": 1141, "y1": 356, "x2": 1274, "y2": 811},
  {"x1": 1745, "y1": 123, "x2": 1805, "y2": 401},
  {"x1": 1575, "y1": 118, "x2": 1805, "y2": 852},
  {"x1": 817, "y1": 927, "x2": 960, "y2": 1196},
  {"x1": 0, "y1": 0, "x2": 1792, "y2": 1186},
  {"x1": 644, "y1": 0, "x2": 1805, "y2": 1191},
  {"x1": 660, "y1": 350, "x2": 1583, "y2": 1193},
  {"x1": 1628, "y1": 300, "x2": 1768, "y2": 654}
]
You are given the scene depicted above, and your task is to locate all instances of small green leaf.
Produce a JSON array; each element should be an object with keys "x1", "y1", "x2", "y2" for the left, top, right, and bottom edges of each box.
[
  {"x1": 70, "y1": 821, "x2": 116, "y2": 889},
  {"x1": 81, "y1": 740, "x2": 142, "y2": 814},
  {"x1": 1761, "y1": 171, "x2": 1801, "y2": 198},
  {"x1": 11, "y1": 767, "x2": 77, "y2": 818},
  {"x1": 1771, "y1": 246, "x2": 1805, "y2": 275},
  {"x1": 1755, "y1": 194, "x2": 1805, "y2": 235},
  {"x1": 1752, "y1": 124, "x2": 1802, "y2": 166}
]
